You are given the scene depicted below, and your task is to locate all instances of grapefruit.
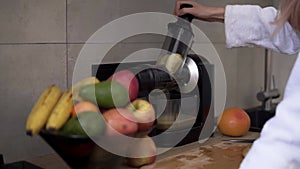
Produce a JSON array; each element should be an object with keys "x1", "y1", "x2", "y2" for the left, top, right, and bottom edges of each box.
[{"x1": 218, "y1": 107, "x2": 251, "y2": 137}]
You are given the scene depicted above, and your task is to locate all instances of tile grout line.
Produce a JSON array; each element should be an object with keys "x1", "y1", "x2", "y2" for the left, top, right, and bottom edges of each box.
[
  {"x1": 0, "y1": 42, "x2": 66, "y2": 45},
  {"x1": 66, "y1": 0, "x2": 69, "y2": 88},
  {"x1": 0, "y1": 42, "x2": 227, "y2": 45}
]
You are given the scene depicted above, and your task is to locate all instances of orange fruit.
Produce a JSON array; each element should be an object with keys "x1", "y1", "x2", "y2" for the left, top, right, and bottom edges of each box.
[
  {"x1": 218, "y1": 107, "x2": 251, "y2": 137},
  {"x1": 71, "y1": 101, "x2": 100, "y2": 117}
]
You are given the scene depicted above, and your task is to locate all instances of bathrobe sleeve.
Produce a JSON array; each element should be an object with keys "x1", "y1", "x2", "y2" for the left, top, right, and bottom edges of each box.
[
  {"x1": 224, "y1": 5, "x2": 300, "y2": 169},
  {"x1": 225, "y1": 5, "x2": 300, "y2": 54}
]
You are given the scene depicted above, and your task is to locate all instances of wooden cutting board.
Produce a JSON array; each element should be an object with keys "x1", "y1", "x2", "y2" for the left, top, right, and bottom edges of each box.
[{"x1": 142, "y1": 142, "x2": 251, "y2": 169}]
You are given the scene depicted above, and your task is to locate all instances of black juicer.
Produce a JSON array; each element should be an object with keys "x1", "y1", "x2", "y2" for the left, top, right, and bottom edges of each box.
[{"x1": 93, "y1": 4, "x2": 215, "y2": 147}]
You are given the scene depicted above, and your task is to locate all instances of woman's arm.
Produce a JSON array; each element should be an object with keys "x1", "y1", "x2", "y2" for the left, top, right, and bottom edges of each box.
[
  {"x1": 174, "y1": 1, "x2": 224, "y2": 22},
  {"x1": 174, "y1": 1, "x2": 300, "y2": 54}
]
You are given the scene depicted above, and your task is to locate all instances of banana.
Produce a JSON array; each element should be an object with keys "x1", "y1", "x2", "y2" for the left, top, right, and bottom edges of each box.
[
  {"x1": 26, "y1": 85, "x2": 62, "y2": 136},
  {"x1": 46, "y1": 88, "x2": 74, "y2": 131},
  {"x1": 72, "y1": 77, "x2": 100, "y2": 102}
]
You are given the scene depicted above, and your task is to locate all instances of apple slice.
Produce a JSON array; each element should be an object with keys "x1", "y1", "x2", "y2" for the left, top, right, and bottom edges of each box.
[{"x1": 165, "y1": 53, "x2": 184, "y2": 75}]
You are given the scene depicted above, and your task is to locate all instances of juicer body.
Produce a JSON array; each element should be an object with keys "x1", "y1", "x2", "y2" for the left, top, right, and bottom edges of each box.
[
  {"x1": 92, "y1": 54, "x2": 215, "y2": 147},
  {"x1": 91, "y1": 4, "x2": 214, "y2": 147}
]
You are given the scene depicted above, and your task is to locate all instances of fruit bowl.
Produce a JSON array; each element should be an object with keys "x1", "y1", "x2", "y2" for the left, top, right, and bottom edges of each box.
[{"x1": 39, "y1": 130, "x2": 124, "y2": 169}]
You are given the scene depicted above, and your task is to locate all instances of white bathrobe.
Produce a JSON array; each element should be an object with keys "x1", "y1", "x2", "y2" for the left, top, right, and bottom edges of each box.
[{"x1": 224, "y1": 5, "x2": 300, "y2": 169}]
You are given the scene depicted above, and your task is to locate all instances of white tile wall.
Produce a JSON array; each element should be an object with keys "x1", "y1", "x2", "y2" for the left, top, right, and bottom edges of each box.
[
  {"x1": 67, "y1": 42, "x2": 163, "y2": 87},
  {"x1": 119, "y1": 0, "x2": 177, "y2": 16},
  {"x1": 1, "y1": 0, "x2": 293, "y2": 163},
  {"x1": 272, "y1": 53, "x2": 298, "y2": 101},
  {"x1": 0, "y1": 45, "x2": 67, "y2": 162},
  {"x1": 213, "y1": 44, "x2": 239, "y2": 108},
  {"x1": 67, "y1": 0, "x2": 120, "y2": 43},
  {"x1": 236, "y1": 47, "x2": 265, "y2": 108},
  {"x1": 0, "y1": 0, "x2": 66, "y2": 43},
  {"x1": 193, "y1": 21, "x2": 226, "y2": 43},
  {"x1": 272, "y1": 0, "x2": 280, "y2": 7}
]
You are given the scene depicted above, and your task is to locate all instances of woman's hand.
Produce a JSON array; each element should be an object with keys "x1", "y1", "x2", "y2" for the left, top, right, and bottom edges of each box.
[{"x1": 174, "y1": 0, "x2": 225, "y2": 22}]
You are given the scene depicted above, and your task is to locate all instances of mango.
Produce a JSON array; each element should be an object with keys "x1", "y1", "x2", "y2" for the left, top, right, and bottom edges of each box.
[
  {"x1": 60, "y1": 111, "x2": 106, "y2": 137},
  {"x1": 79, "y1": 81, "x2": 129, "y2": 109}
]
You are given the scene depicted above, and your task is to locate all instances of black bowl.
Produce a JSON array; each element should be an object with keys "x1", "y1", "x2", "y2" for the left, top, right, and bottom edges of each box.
[{"x1": 39, "y1": 130, "x2": 123, "y2": 169}]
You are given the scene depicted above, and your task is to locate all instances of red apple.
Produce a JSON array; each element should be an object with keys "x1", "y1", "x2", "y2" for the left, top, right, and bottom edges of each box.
[
  {"x1": 103, "y1": 108, "x2": 138, "y2": 136},
  {"x1": 108, "y1": 70, "x2": 139, "y2": 101},
  {"x1": 127, "y1": 99, "x2": 155, "y2": 132},
  {"x1": 126, "y1": 136, "x2": 157, "y2": 168}
]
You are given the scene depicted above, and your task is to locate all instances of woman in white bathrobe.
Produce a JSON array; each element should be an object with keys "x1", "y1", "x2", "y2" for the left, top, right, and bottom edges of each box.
[{"x1": 175, "y1": 0, "x2": 300, "y2": 169}]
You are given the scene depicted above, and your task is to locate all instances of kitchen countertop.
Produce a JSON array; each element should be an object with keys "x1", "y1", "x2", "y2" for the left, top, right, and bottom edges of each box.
[{"x1": 26, "y1": 130, "x2": 259, "y2": 169}]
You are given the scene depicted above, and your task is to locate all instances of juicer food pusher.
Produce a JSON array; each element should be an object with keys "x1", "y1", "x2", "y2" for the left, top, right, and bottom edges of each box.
[
  {"x1": 125, "y1": 4, "x2": 199, "y2": 95},
  {"x1": 155, "y1": 3, "x2": 197, "y2": 93}
]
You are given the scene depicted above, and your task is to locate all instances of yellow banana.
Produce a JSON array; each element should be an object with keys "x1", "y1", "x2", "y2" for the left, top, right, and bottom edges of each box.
[
  {"x1": 26, "y1": 85, "x2": 62, "y2": 136},
  {"x1": 72, "y1": 77, "x2": 100, "y2": 102},
  {"x1": 46, "y1": 88, "x2": 73, "y2": 131}
]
